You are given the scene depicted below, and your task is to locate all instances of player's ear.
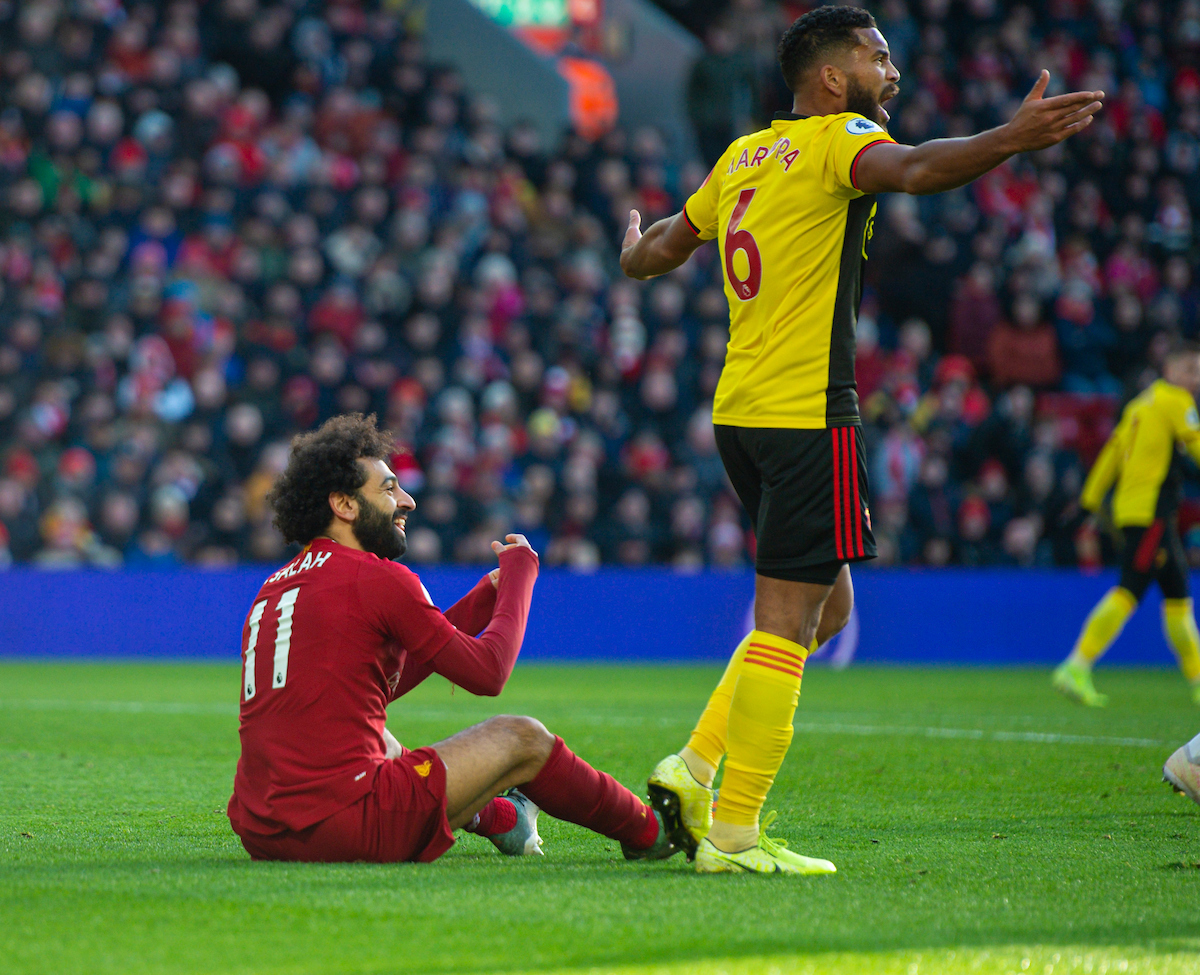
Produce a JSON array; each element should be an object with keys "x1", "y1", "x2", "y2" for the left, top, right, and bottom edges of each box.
[
  {"x1": 328, "y1": 490, "x2": 358, "y2": 524},
  {"x1": 819, "y1": 63, "x2": 843, "y2": 98}
]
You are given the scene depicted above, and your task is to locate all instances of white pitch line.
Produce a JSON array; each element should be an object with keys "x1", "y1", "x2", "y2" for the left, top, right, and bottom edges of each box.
[
  {"x1": 0, "y1": 699, "x2": 1169, "y2": 748},
  {"x1": 792, "y1": 721, "x2": 1164, "y2": 748}
]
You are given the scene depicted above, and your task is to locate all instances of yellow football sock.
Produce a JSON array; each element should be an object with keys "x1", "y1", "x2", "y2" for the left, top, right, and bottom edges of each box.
[
  {"x1": 683, "y1": 633, "x2": 751, "y2": 785},
  {"x1": 1069, "y1": 587, "x2": 1137, "y2": 667},
  {"x1": 712, "y1": 630, "x2": 807, "y2": 835},
  {"x1": 1163, "y1": 598, "x2": 1200, "y2": 683}
]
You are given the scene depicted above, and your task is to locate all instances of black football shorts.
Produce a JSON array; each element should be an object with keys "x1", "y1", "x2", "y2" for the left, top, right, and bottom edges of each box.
[
  {"x1": 715, "y1": 424, "x2": 876, "y2": 586},
  {"x1": 1119, "y1": 517, "x2": 1189, "y2": 601}
]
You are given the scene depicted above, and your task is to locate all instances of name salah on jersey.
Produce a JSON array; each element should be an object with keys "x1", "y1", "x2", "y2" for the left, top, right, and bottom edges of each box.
[
  {"x1": 265, "y1": 547, "x2": 333, "y2": 585},
  {"x1": 265, "y1": 543, "x2": 438, "y2": 609}
]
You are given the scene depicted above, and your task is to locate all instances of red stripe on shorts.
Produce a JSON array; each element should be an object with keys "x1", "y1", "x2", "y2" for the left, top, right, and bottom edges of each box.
[
  {"x1": 1133, "y1": 519, "x2": 1165, "y2": 573},
  {"x1": 840, "y1": 427, "x2": 854, "y2": 559},
  {"x1": 831, "y1": 429, "x2": 844, "y2": 560},
  {"x1": 850, "y1": 427, "x2": 864, "y2": 557}
]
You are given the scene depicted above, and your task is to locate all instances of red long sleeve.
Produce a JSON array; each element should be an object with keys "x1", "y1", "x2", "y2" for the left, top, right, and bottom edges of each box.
[
  {"x1": 387, "y1": 580, "x2": 493, "y2": 702},
  {"x1": 442, "y1": 574, "x2": 498, "y2": 635},
  {"x1": 430, "y1": 547, "x2": 538, "y2": 696}
]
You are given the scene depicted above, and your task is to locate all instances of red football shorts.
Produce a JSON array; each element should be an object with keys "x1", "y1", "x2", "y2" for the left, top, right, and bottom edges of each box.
[{"x1": 234, "y1": 747, "x2": 456, "y2": 864}]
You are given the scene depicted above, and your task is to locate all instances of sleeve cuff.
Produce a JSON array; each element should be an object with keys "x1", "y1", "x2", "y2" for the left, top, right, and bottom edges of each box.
[{"x1": 849, "y1": 139, "x2": 892, "y2": 190}]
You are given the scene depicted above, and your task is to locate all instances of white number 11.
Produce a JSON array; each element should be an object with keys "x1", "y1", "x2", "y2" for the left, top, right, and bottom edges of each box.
[{"x1": 243, "y1": 587, "x2": 301, "y2": 701}]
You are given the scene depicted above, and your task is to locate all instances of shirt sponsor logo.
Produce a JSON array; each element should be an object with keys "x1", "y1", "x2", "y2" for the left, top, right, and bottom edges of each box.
[
  {"x1": 413, "y1": 760, "x2": 432, "y2": 778},
  {"x1": 846, "y1": 117, "x2": 884, "y2": 135}
]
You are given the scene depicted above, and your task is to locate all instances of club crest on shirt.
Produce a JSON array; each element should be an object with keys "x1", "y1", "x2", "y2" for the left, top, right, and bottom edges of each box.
[
  {"x1": 413, "y1": 760, "x2": 432, "y2": 777},
  {"x1": 846, "y1": 117, "x2": 884, "y2": 135}
]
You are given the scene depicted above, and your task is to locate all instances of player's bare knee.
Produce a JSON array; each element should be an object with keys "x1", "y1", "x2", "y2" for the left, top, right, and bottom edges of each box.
[
  {"x1": 491, "y1": 714, "x2": 553, "y2": 762},
  {"x1": 516, "y1": 715, "x2": 554, "y2": 761}
]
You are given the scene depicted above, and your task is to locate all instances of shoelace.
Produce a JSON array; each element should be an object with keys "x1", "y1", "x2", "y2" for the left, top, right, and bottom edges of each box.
[{"x1": 757, "y1": 810, "x2": 790, "y2": 856}]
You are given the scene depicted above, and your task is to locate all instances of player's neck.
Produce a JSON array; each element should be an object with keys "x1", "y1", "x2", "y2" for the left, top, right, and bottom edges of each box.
[
  {"x1": 320, "y1": 524, "x2": 364, "y2": 552},
  {"x1": 791, "y1": 91, "x2": 844, "y2": 118}
]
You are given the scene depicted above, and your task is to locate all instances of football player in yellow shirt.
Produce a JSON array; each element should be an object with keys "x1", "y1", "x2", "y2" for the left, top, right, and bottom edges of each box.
[
  {"x1": 620, "y1": 5, "x2": 1104, "y2": 875},
  {"x1": 1053, "y1": 344, "x2": 1200, "y2": 708}
]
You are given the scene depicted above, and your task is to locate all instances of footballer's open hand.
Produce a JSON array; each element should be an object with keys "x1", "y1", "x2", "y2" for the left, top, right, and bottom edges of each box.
[{"x1": 1005, "y1": 70, "x2": 1104, "y2": 152}]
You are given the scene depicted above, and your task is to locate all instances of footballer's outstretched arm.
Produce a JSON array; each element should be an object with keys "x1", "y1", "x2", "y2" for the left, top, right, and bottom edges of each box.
[
  {"x1": 620, "y1": 209, "x2": 706, "y2": 280},
  {"x1": 855, "y1": 71, "x2": 1103, "y2": 196}
]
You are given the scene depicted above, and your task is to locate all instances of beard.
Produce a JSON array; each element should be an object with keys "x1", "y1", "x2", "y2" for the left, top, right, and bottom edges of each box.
[
  {"x1": 352, "y1": 491, "x2": 405, "y2": 560},
  {"x1": 846, "y1": 76, "x2": 889, "y2": 128}
]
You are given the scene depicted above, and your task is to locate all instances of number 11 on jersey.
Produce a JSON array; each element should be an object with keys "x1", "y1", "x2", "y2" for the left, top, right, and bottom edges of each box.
[{"x1": 242, "y1": 587, "x2": 301, "y2": 701}]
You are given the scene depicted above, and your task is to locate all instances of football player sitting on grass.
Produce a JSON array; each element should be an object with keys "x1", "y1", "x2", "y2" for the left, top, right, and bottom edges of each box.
[{"x1": 227, "y1": 413, "x2": 692, "y2": 865}]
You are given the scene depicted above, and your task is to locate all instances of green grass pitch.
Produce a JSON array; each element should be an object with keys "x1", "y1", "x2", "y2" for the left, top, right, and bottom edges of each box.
[{"x1": 2, "y1": 661, "x2": 1199, "y2": 975}]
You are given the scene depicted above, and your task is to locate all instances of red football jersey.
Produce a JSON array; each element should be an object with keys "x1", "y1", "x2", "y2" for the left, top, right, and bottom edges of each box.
[{"x1": 228, "y1": 538, "x2": 460, "y2": 834}]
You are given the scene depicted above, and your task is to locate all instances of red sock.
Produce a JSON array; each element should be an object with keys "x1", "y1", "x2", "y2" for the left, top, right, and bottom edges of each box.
[
  {"x1": 522, "y1": 737, "x2": 659, "y2": 849},
  {"x1": 465, "y1": 796, "x2": 518, "y2": 837}
]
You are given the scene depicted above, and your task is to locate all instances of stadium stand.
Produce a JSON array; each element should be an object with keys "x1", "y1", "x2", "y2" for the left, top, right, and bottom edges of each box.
[{"x1": 0, "y1": 0, "x2": 1196, "y2": 571}]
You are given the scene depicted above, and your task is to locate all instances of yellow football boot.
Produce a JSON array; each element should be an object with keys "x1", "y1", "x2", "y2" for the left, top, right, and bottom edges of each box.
[
  {"x1": 647, "y1": 754, "x2": 711, "y2": 858},
  {"x1": 1052, "y1": 660, "x2": 1108, "y2": 707},
  {"x1": 694, "y1": 812, "x2": 836, "y2": 876}
]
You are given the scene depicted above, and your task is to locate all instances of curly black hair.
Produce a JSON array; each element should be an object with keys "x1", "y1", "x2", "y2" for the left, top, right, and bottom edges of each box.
[
  {"x1": 778, "y1": 5, "x2": 877, "y2": 93},
  {"x1": 267, "y1": 413, "x2": 396, "y2": 545}
]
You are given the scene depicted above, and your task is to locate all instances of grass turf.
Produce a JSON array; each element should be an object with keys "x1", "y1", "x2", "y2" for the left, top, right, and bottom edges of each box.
[{"x1": 1, "y1": 662, "x2": 1199, "y2": 975}]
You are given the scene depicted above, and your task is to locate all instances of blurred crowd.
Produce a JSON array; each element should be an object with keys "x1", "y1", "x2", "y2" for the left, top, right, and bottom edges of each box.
[{"x1": 0, "y1": 0, "x2": 1197, "y2": 572}]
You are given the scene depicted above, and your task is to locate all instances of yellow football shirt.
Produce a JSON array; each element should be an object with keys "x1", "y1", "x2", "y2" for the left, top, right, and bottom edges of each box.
[
  {"x1": 1081, "y1": 379, "x2": 1200, "y2": 526},
  {"x1": 684, "y1": 111, "x2": 896, "y2": 429}
]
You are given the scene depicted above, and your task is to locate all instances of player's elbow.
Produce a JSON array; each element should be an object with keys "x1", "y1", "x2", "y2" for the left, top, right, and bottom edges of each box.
[{"x1": 474, "y1": 666, "x2": 510, "y2": 697}]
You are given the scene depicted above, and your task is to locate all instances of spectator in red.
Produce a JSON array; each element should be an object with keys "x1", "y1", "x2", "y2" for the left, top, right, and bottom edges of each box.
[
  {"x1": 948, "y1": 262, "x2": 1003, "y2": 373},
  {"x1": 988, "y1": 293, "x2": 1062, "y2": 389}
]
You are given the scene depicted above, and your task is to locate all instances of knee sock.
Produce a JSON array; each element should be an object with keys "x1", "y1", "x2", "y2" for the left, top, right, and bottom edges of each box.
[
  {"x1": 1069, "y1": 587, "x2": 1137, "y2": 668},
  {"x1": 464, "y1": 796, "x2": 518, "y2": 837},
  {"x1": 1163, "y1": 598, "x2": 1200, "y2": 684},
  {"x1": 522, "y1": 736, "x2": 659, "y2": 849},
  {"x1": 710, "y1": 630, "x2": 807, "y2": 849},
  {"x1": 682, "y1": 632, "x2": 751, "y2": 787}
]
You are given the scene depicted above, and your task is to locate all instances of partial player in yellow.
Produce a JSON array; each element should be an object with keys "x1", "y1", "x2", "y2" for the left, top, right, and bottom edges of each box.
[
  {"x1": 620, "y1": 5, "x2": 1103, "y2": 877},
  {"x1": 1053, "y1": 343, "x2": 1200, "y2": 708}
]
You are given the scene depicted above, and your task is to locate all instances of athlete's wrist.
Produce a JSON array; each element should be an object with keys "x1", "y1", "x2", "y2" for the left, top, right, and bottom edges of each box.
[{"x1": 988, "y1": 120, "x2": 1024, "y2": 159}]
